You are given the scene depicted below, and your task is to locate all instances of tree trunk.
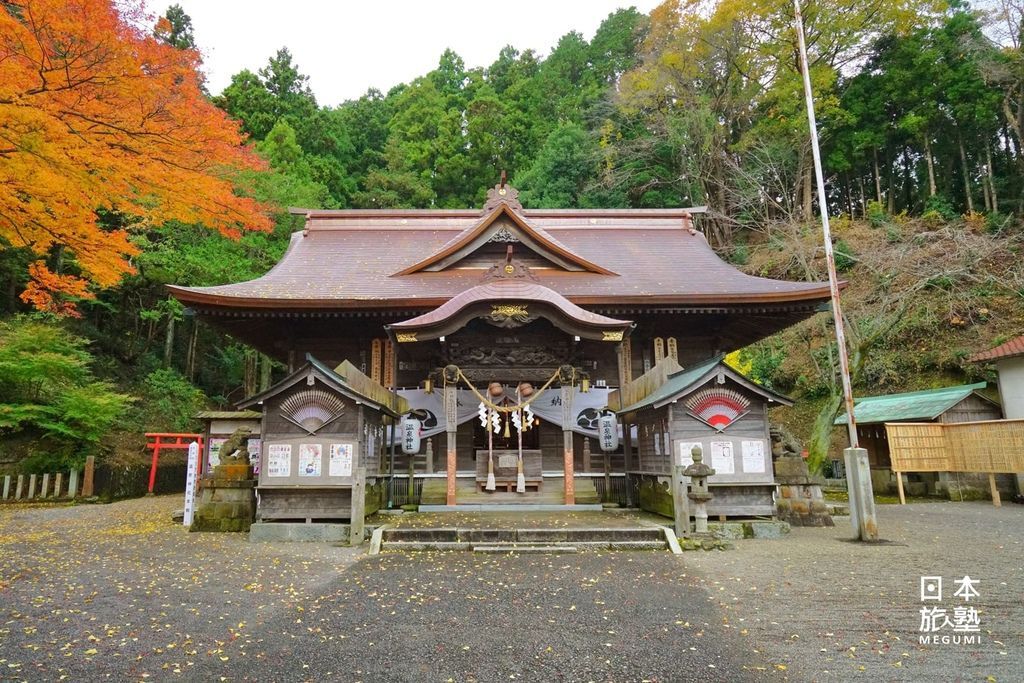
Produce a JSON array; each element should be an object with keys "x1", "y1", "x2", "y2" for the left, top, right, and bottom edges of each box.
[
  {"x1": 923, "y1": 134, "x2": 937, "y2": 197},
  {"x1": 957, "y1": 130, "x2": 974, "y2": 214},
  {"x1": 903, "y1": 147, "x2": 913, "y2": 211},
  {"x1": 843, "y1": 172, "x2": 853, "y2": 217},
  {"x1": 857, "y1": 176, "x2": 866, "y2": 218},
  {"x1": 873, "y1": 147, "x2": 883, "y2": 203},
  {"x1": 260, "y1": 353, "x2": 272, "y2": 391},
  {"x1": 802, "y1": 163, "x2": 813, "y2": 221},
  {"x1": 986, "y1": 145, "x2": 998, "y2": 212},
  {"x1": 163, "y1": 315, "x2": 175, "y2": 368},
  {"x1": 185, "y1": 320, "x2": 198, "y2": 380},
  {"x1": 243, "y1": 349, "x2": 258, "y2": 398},
  {"x1": 887, "y1": 148, "x2": 896, "y2": 213}
]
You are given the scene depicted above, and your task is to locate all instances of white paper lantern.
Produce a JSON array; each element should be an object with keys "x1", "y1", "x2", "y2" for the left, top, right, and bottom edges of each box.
[
  {"x1": 598, "y1": 413, "x2": 619, "y2": 452},
  {"x1": 401, "y1": 417, "x2": 422, "y2": 454}
]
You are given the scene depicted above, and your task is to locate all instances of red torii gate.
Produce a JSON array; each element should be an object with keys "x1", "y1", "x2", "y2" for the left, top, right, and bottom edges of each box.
[{"x1": 144, "y1": 433, "x2": 204, "y2": 494}]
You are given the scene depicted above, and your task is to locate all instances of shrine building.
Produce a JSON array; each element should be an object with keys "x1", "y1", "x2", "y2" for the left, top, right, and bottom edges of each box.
[{"x1": 169, "y1": 182, "x2": 832, "y2": 520}]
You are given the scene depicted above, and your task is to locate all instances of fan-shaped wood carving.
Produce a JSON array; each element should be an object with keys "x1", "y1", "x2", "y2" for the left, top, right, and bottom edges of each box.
[
  {"x1": 280, "y1": 389, "x2": 346, "y2": 434},
  {"x1": 685, "y1": 388, "x2": 750, "y2": 431}
]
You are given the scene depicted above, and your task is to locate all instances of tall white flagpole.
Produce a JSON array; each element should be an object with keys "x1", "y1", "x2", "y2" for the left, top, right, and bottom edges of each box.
[{"x1": 793, "y1": 0, "x2": 878, "y2": 540}]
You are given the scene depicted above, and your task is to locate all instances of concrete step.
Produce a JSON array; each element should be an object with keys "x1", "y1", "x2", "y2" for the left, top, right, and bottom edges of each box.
[
  {"x1": 473, "y1": 544, "x2": 578, "y2": 554},
  {"x1": 381, "y1": 541, "x2": 472, "y2": 551},
  {"x1": 381, "y1": 526, "x2": 665, "y2": 544}
]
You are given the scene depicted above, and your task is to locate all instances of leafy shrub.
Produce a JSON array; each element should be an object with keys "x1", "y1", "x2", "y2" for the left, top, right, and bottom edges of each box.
[
  {"x1": 729, "y1": 243, "x2": 750, "y2": 265},
  {"x1": 0, "y1": 317, "x2": 132, "y2": 468},
  {"x1": 985, "y1": 211, "x2": 1012, "y2": 235},
  {"x1": 833, "y1": 239, "x2": 856, "y2": 271},
  {"x1": 923, "y1": 194, "x2": 957, "y2": 221},
  {"x1": 866, "y1": 200, "x2": 888, "y2": 228},
  {"x1": 885, "y1": 225, "x2": 902, "y2": 243}
]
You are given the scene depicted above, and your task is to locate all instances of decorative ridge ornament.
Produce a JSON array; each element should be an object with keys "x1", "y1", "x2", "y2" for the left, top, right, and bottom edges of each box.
[
  {"x1": 482, "y1": 176, "x2": 523, "y2": 214},
  {"x1": 482, "y1": 244, "x2": 538, "y2": 282}
]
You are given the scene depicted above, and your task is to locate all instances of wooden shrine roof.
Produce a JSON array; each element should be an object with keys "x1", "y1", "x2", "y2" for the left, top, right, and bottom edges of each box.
[
  {"x1": 614, "y1": 356, "x2": 794, "y2": 414},
  {"x1": 834, "y1": 382, "x2": 993, "y2": 425},
  {"x1": 168, "y1": 184, "x2": 833, "y2": 312},
  {"x1": 387, "y1": 278, "x2": 634, "y2": 342}
]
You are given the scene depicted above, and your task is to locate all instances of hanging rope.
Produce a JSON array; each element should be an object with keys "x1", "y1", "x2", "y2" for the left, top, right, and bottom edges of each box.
[{"x1": 455, "y1": 366, "x2": 566, "y2": 414}]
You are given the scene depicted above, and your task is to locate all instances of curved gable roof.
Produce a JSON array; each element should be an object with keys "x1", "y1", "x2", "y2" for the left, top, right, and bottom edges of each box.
[{"x1": 393, "y1": 201, "x2": 616, "y2": 276}]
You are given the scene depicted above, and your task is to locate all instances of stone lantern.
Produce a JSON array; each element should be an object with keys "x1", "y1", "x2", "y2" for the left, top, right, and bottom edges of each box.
[{"x1": 684, "y1": 445, "x2": 715, "y2": 533}]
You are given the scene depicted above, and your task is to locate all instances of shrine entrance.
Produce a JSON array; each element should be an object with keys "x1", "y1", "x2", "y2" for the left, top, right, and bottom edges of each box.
[{"x1": 386, "y1": 254, "x2": 633, "y2": 509}]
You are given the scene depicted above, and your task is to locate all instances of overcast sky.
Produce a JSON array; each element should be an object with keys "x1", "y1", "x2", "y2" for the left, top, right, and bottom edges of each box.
[{"x1": 171, "y1": 0, "x2": 661, "y2": 106}]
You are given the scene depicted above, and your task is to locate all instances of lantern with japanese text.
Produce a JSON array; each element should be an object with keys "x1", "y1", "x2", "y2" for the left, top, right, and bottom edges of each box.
[
  {"x1": 401, "y1": 417, "x2": 422, "y2": 454},
  {"x1": 598, "y1": 413, "x2": 619, "y2": 452}
]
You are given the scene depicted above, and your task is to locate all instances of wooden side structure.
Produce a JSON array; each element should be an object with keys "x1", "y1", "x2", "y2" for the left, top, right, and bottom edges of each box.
[
  {"x1": 887, "y1": 418, "x2": 1024, "y2": 506},
  {"x1": 238, "y1": 355, "x2": 404, "y2": 523},
  {"x1": 615, "y1": 356, "x2": 791, "y2": 518},
  {"x1": 835, "y1": 383, "x2": 1009, "y2": 498}
]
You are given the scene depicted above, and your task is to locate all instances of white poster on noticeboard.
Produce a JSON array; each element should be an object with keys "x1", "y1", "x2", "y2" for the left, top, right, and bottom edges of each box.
[
  {"x1": 329, "y1": 443, "x2": 353, "y2": 477},
  {"x1": 267, "y1": 444, "x2": 291, "y2": 477},
  {"x1": 741, "y1": 440, "x2": 767, "y2": 473},
  {"x1": 710, "y1": 441, "x2": 735, "y2": 475}
]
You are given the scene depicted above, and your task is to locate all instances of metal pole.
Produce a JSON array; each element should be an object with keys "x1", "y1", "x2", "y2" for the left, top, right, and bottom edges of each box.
[{"x1": 793, "y1": 0, "x2": 877, "y2": 540}]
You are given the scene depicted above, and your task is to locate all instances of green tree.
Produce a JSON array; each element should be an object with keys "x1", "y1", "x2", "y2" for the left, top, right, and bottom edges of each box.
[
  {"x1": 516, "y1": 123, "x2": 599, "y2": 208},
  {"x1": 0, "y1": 317, "x2": 132, "y2": 467},
  {"x1": 155, "y1": 4, "x2": 196, "y2": 50}
]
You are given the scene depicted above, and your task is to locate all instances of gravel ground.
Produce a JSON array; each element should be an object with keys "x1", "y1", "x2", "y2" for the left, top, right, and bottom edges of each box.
[
  {"x1": 1, "y1": 497, "x2": 1021, "y2": 682},
  {"x1": 0, "y1": 497, "x2": 764, "y2": 682},
  {"x1": 685, "y1": 501, "x2": 1024, "y2": 681}
]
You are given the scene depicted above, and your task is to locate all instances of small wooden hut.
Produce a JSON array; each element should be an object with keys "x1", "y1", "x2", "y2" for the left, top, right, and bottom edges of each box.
[
  {"x1": 834, "y1": 383, "x2": 1009, "y2": 498},
  {"x1": 238, "y1": 355, "x2": 406, "y2": 523},
  {"x1": 614, "y1": 355, "x2": 792, "y2": 518}
]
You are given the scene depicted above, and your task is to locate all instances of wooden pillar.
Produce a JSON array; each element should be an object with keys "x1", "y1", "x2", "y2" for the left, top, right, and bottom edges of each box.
[
  {"x1": 561, "y1": 384, "x2": 575, "y2": 505},
  {"x1": 989, "y1": 473, "x2": 1001, "y2": 507},
  {"x1": 350, "y1": 466, "x2": 366, "y2": 545},
  {"x1": 582, "y1": 436, "x2": 592, "y2": 473},
  {"x1": 425, "y1": 437, "x2": 434, "y2": 474},
  {"x1": 895, "y1": 470, "x2": 906, "y2": 505},
  {"x1": 623, "y1": 418, "x2": 634, "y2": 507},
  {"x1": 671, "y1": 463, "x2": 690, "y2": 538},
  {"x1": 82, "y1": 456, "x2": 95, "y2": 497},
  {"x1": 444, "y1": 382, "x2": 458, "y2": 506}
]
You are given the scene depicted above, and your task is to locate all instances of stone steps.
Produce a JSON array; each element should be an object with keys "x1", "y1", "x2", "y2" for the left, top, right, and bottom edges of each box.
[
  {"x1": 419, "y1": 477, "x2": 601, "y2": 506},
  {"x1": 380, "y1": 526, "x2": 668, "y2": 552},
  {"x1": 473, "y1": 544, "x2": 578, "y2": 554}
]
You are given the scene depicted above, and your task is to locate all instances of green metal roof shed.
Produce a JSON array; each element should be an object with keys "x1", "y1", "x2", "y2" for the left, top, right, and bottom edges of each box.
[{"x1": 835, "y1": 383, "x2": 994, "y2": 425}]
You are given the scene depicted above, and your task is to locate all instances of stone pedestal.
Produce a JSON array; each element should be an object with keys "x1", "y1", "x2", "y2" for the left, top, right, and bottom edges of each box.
[
  {"x1": 775, "y1": 456, "x2": 834, "y2": 527},
  {"x1": 190, "y1": 463, "x2": 256, "y2": 532}
]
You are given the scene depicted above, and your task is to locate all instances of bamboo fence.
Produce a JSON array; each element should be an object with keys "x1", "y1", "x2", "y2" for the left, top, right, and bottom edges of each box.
[{"x1": 885, "y1": 418, "x2": 1024, "y2": 507}]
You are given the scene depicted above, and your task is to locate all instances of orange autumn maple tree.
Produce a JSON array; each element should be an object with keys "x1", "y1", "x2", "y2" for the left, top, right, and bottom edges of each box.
[{"x1": 0, "y1": 0, "x2": 271, "y2": 314}]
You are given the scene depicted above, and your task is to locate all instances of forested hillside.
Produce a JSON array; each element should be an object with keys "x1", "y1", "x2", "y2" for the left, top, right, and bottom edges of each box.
[{"x1": 1, "y1": 0, "x2": 1022, "y2": 471}]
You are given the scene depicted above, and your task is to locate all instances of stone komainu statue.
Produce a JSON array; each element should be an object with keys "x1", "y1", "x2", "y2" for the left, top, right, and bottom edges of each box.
[{"x1": 219, "y1": 427, "x2": 252, "y2": 464}]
